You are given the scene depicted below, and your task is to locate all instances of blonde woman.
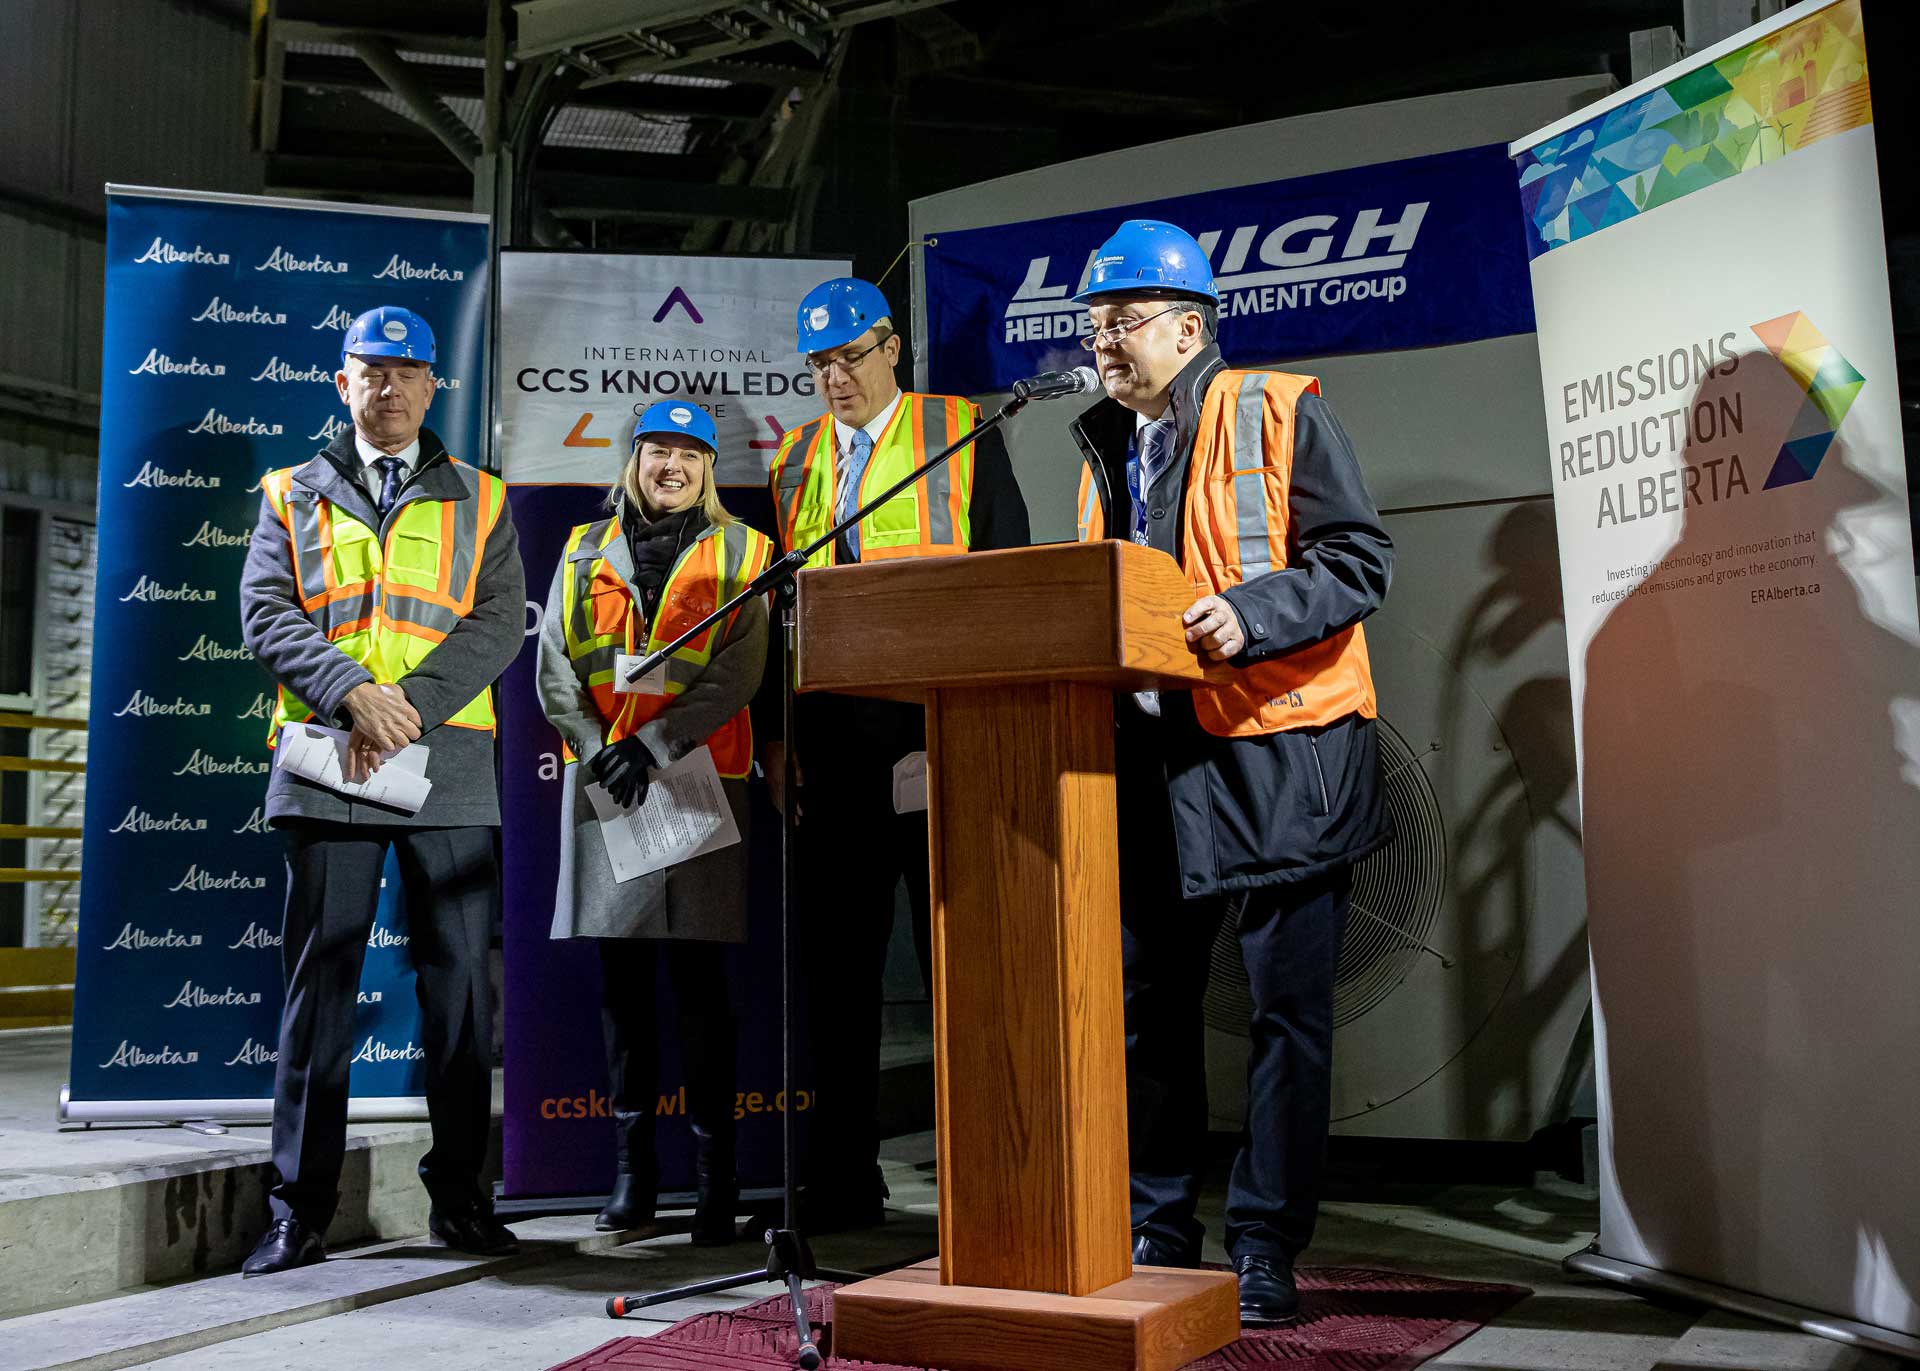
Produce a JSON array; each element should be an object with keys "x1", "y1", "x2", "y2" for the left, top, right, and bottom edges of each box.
[{"x1": 536, "y1": 401, "x2": 772, "y2": 1241}]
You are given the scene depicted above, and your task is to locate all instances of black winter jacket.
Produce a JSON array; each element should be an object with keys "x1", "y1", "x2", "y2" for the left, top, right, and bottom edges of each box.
[{"x1": 1069, "y1": 346, "x2": 1395, "y2": 896}]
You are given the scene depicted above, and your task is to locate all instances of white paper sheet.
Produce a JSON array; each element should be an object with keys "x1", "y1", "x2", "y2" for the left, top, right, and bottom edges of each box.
[
  {"x1": 892, "y1": 750, "x2": 928, "y2": 814},
  {"x1": 586, "y1": 744, "x2": 741, "y2": 882},
  {"x1": 275, "y1": 721, "x2": 433, "y2": 813}
]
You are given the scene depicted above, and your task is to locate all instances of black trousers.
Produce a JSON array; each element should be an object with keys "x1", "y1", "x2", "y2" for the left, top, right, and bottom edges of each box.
[
  {"x1": 268, "y1": 821, "x2": 498, "y2": 1232},
  {"x1": 793, "y1": 694, "x2": 931, "y2": 1200},
  {"x1": 1118, "y1": 714, "x2": 1351, "y2": 1263},
  {"x1": 598, "y1": 937, "x2": 737, "y2": 1192}
]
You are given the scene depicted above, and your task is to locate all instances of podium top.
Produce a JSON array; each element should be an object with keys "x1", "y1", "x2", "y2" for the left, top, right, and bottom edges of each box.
[{"x1": 794, "y1": 540, "x2": 1240, "y2": 701}]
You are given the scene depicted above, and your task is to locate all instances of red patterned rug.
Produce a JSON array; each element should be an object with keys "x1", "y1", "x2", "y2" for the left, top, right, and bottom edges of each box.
[{"x1": 552, "y1": 1267, "x2": 1531, "y2": 1371}]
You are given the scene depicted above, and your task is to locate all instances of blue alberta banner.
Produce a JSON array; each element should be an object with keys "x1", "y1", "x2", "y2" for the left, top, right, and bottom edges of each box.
[
  {"x1": 923, "y1": 143, "x2": 1535, "y2": 396},
  {"x1": 66, "y1": 186, "x2": 489, "y2": 1121}
]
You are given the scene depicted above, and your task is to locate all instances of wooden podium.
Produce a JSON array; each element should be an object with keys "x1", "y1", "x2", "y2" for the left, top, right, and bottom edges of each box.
[{"x1": 794, "y1": 540, "x2": 1242, "y2": 1371}]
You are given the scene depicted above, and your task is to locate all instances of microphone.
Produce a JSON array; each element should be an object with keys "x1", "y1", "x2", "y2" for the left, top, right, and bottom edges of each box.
[{"x1": 1012, "y1": 365, "x2": 1101, "y2": 402}]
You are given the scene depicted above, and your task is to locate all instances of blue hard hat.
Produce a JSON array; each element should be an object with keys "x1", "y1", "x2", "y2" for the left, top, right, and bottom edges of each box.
[
  {"x1": 341, "y1": 305, "x2": 437, "y2": 364},
  {"x1": 796, "y1": 277, "x2": 892, "y2": 354},
  {"x1": 632, "y1": 401, "x2": 717, "y2": 455},
  {"x1": 1072, "y1": 220, "x2": 1219, "y2": 304}
]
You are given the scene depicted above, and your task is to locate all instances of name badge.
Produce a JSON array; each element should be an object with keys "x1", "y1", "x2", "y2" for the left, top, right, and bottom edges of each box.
[{"x1": 615, "y1": 653, "x2": 667, "y2": 695}]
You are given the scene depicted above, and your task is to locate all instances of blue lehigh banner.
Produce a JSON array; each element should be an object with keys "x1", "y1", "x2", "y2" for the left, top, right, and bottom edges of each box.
[
  {"x1": 922, "y1": 142, "x2": 1536, "y2": 396},
  {"x1": 67, "y1": 187, "x2": 490, "y2": 1120}
]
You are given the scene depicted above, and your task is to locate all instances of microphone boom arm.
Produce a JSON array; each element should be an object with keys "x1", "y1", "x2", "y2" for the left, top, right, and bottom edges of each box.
[{"x1": 621, "y1": 392, "x2": 1035, "y2": 684}]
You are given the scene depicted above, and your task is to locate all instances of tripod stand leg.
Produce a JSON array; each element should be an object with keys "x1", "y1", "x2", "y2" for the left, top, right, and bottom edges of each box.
[{"x1": 787, "y1": 1271, "x2": 823, "y2": 1370}]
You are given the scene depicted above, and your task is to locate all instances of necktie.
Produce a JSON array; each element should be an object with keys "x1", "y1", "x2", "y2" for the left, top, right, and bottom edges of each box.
[
  {"x1": 374, "y1": 457, "x2": 406, "y2": 519},
  {"x1": 1128, "y1": 418, "x2": 1175, "y2": 545},
  {"x1": 836, "y1": 428, "x2": 875, "y2": 561}
]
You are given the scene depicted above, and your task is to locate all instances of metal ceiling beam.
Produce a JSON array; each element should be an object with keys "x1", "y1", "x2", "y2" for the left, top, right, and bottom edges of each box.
[
  {"x1": 737, "y1": 0, "x2": 826, "y2": 60},
  {"x1": 348, "y1": 35, "x2": 483, "y2": 171},
  {"x1": 515, "y1": 0, "x2": 746, "y2": 59},
  {"x1": 578, "y1": 0, "x2": 953, "y2": 84},
  {"x1": 519, "y1": 0, "x2": 957, "y2": 77},
  {"x1": 281, "y1": 51, "x2": 766, "y2": 120},
  {"x1": 270, "y1": 17, "x2": 486, "y2": 57}
]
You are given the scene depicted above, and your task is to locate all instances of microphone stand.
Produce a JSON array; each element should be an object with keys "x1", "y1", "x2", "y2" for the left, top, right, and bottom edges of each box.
[{"x1": 603, "y1": 390, "x2": 1037, "y2": 1367}]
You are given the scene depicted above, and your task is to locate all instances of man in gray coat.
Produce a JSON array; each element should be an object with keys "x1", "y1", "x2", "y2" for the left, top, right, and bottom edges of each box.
[{"x1": 237, "y1": 305, "x2": 525, "y2": 1275}]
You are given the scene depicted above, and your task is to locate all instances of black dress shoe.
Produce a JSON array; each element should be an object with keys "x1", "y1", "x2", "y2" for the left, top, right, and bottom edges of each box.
[
  {"x1": 428, "y1": 1204, "x2": 521, "y2": 1256},
  {"x1": 596, "y1": 1175, "x2": 655, "y2": 1233},
  {"x1": 1234, "y1": 1252, "x2": 1301, "y2": 1326},
  {"x1": 1131, "y1": 1232, "x2": 1200, "y2": 1269},
  {"x1": 242, "y1": 1217, "x2": 324, "y2": 1276}
]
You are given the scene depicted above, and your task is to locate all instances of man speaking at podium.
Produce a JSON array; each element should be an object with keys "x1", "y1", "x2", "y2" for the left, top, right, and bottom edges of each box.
[
  {"x1": 1067, "y1": 221, "x2": 1393, "y2": 1324},
  {"x1": 763, "y1": 277, "x2": 1028, "y2": 1231}
]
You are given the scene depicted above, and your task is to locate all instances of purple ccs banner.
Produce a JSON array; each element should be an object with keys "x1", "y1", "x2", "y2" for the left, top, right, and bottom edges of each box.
[
  {"x1": 497, "y1": 249, "x2": 846, "y2": 1200},
  {"x1": 923, "y1": 142, "x2": 1535, "y2": 395}
]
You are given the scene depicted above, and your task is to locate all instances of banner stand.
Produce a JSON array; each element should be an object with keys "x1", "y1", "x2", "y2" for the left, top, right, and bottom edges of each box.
[
  {"x1": 68, "y1": 186, "x2": 490, "y2": 1125},
  {"x1": 1564, "y1": 1254, "x2": 1920, "y2": 1363},
  {"x1": 1512, "y1": 0, "x2": 1919, "y2": 1350}
]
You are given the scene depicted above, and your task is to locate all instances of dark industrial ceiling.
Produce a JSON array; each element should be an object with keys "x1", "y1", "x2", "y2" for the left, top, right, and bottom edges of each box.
[{"x1": 231, "y1": 0, "x2": 1714, "y2": 266}]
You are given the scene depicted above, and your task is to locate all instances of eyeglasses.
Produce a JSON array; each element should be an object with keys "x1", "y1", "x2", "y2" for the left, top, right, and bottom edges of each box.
[
  {"x1": 806, "y1": 333, "x2": 893, "y2": 378},
  {"x1": 1079, "y1": 306, "x2": 1185, "y2": 351}
]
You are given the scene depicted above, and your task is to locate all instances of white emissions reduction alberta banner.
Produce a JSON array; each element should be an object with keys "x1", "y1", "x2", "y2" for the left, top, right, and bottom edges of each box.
[
  {"x1": 1513, "y1": 0, "x2": 1920, "y2": 1347},
  {"x1": 68, "y1": 186, "x2": 488, "y2": 1122},
  {"x1": 497, "y1": 249, "x2": 840, "y2": 488}
]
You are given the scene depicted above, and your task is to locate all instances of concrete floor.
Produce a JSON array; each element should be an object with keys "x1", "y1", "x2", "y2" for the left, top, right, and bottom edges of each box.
[{"x1": 0, "y1": 1026, "x2": 1907, "y2": 1371}]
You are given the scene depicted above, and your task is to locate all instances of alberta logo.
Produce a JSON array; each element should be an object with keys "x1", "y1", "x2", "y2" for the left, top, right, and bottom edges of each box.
[{"x1": 1752, "y1": 311, "x2": 1862, "y2": 491}]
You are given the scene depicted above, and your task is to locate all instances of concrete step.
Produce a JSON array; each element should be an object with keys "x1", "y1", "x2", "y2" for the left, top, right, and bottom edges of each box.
[
  {"x1": 0, "y1": 1217, "x2": 647, "y2": 1371},
  {"x1": 0, "y1": 1028, "x2": 508, "y2": 1320}
]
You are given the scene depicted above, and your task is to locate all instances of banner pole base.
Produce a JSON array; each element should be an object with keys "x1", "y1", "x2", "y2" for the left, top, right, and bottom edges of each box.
[{"x1": 1564, "y1": 1249, "x2": 1920, "y2": 1363}]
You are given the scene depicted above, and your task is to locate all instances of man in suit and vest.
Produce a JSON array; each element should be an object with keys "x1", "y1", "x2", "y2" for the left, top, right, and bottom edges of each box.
[
  {"x1": 1068, "y1": 222, "x2": 1394, "y2": 1324},
  {"x1": 238, "y1": 305, "x2": 526, "y2": 1275},
  {"x1": 763, "y1": 277, "x2": 1029, "y2": 1231}
]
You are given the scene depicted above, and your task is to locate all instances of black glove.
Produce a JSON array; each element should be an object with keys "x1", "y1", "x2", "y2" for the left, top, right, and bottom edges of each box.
[{"x1": 589, "y1": 736, "x2": 657, "y2": 809}]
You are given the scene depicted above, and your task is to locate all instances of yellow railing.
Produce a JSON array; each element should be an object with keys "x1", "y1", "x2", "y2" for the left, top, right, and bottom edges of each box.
[
  {"x1": 0, "y1": 712, "x2": 84, "y2": 1024},
  {"x1": 0, "y1": 947, "x2": 78, "y2": 1030}
]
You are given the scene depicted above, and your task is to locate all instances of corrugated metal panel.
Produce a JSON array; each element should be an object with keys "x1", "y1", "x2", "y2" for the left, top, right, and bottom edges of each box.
[
  {"x1": 0, "y1": 419, "x2": 97, "y2": 508},
  {"x1": 67, "y1": 0, "x2": 262, "y2": 202},
  {"x1": 0, "y1": 0, "x2": 77, "y2": 193},
  {"x1": 0, "y1": 214, "x2": 84, "y2": 389},
  {"x1": 70, "y1": 236, "x2": 106, "y2": 402}
]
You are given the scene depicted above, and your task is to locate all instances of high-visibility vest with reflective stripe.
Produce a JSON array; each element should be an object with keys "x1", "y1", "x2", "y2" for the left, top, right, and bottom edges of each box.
[
  {"x1": 560, "y1": 517, "x2": 773, "y2": 779},
  {"x1": 1075, "y1": 370, "x2": 1377, "y2": 738},
  {"x1": 260, "y1": 458, "x2": 504, "y2": 740},
  {"x1": 766, "y1": 393, "x2": 976, "y2": 567}
]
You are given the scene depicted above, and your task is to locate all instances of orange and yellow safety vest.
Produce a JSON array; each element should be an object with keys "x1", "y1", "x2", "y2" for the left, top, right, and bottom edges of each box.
[
  {"x1": 767, "y1": 393, "x2": 976, "y2": 565},
  {"x1": 259, "y1": 457, "x2": 504, "y2": 740},
  {"x1": 1077, "y1": 370, "x2": 1377, "y2": 738},
  {"x1": 559, "y1": 516, "x2": 773, "y2": 779}
]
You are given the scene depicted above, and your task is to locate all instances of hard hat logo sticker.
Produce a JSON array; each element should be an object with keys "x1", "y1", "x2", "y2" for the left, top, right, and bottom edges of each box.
[
  {"x1": 808, "y1": 306, "x2": 831, "y2": 331},
  {"x1": 382, "y1": 319, "x2": 408, "y2": 341},
  {"x1": 669, "y1": 407, "x2": 694, "y2": 425}
]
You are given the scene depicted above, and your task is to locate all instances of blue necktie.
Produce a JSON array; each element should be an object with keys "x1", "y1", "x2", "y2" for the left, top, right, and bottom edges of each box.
[
  {"x1": 837, "y1": 429, "x2": 875, "y2": 561},
  {"x1": 1128, "y1": 418, "x2": 1174, "y2": 545},
  {"x1": 374, "y1": 457, "x2": 406, "y2": 519}
]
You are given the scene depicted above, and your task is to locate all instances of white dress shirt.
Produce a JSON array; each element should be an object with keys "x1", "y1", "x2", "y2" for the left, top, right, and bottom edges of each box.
[
  {"x1": 830, "y1": 387, "x2": 904, "y2": 518},
  {"x1": 353, "y1": 432, "x2": 421, "y2": 506}
]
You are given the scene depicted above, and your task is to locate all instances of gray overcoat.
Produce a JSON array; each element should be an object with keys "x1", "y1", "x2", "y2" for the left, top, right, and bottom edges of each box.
[
  {"x1": 237, "y1": 429, "x2": 525, "y2": 828},
  {"x1": 536, "y1": 519, "x2": 768, "y2": 942}
]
